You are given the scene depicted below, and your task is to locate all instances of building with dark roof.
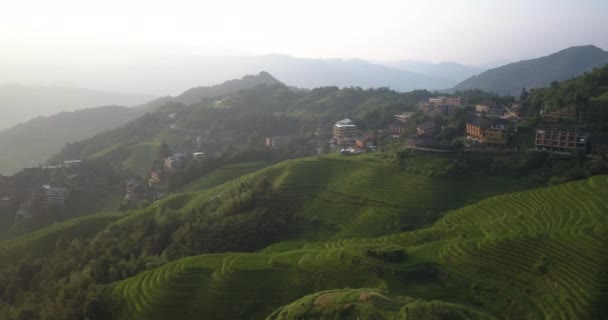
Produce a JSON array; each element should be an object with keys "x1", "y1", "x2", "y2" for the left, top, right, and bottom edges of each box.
[{"x1": 416, "y1": 121, "x2": 439, "y2": 136}]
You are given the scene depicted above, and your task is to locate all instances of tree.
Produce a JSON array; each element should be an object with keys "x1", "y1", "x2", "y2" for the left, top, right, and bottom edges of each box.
[
  {"x1": 520, "y1": 88, "x2": 529, "y2": 101},
  {"x1": 157, "y1": 141, "x2": 172, "y2": 159}
]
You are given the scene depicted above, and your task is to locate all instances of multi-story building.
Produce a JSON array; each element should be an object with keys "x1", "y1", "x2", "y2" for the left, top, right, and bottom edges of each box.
[
  {"x1": 428, "y1": 96, "x2": 464, "y2": 107},
  {"x1": 389, "y1": 124, "x2": 406, "y2": 136},
  {"x1": 428, "y1": 97, "x2": 445, "y2": 105},
  {"x1": 45, "y1": 185, "x2": 70, "y2": 208},
  {"x1": 164, "y1": 153, "x2": 190, "y2": 172},
  {"x1": 535, "y1": 127, "x2": 589, "y2": 153},
  {"x1": 466, "y1": 119, "x2": 508, "y2": 146},
  {"x1": 475, "y1": 103, "x2": 504, "y2": 117},
  {"x1": 333, "y1": 119, "x2": 357, "y2": 149},
  {"x1": 265, "y1": 136, "x2": 291, "y2": 149},
  {"x1": 31, "y1": 185, "x2": 70, "y2": 211}
]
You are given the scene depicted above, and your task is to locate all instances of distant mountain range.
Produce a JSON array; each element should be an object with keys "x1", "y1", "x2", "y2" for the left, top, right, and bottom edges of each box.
[
  {"x1": 454, "y1": 45, "x2": 608, "y2": 96},
  {"x1": 1, "y1": 54, "x2": 477, "y2": 96},
  {"x1": 380, "y1": 61, "x2": 485, "y2": 84},
  {"x1": 0, "y1": 84, "x2": 155, "y2": 130},
  {"x1": 0, "y1": 106, "x2": 143, "y2": 175}
]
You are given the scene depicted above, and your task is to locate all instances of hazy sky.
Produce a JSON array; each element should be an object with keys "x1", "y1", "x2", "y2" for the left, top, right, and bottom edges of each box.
[{"x1": 2, "y1": 0, "x2": 607, "y2": 65}]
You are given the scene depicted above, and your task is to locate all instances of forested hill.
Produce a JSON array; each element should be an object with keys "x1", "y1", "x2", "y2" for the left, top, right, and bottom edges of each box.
[
  {"x1": 525, "y1": 64, "x2": 608, "y2": 132},
  {"x1": 50, "y1": 84, "x2": 434, "y2": 172},
  {"x1": 0, "y1": 106, "x2": 143, "y2": 175},
  {"x1": 454, "y1": 45, "x2": 608, "y2": 96},
  {"x1": 138, "y1": 71, "x2": 285, "y2": 111}
]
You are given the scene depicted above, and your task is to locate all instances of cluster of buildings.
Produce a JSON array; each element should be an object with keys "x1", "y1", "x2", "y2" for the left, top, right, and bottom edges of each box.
[
  {"x1": 1, "y1": 159, "x2": 113, "y2": 220},
  {"x1": 124, "y1": 177, "x2": 167, "y2": 203},
  {"x1": 16, "y1": 185, "x2": 71, "y2": 219},
  {"x1": 138, "y1": 152, "x2": 195, "y2": 200}
]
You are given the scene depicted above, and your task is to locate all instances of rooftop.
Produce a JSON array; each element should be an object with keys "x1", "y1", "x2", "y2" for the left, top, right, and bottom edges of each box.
[
  {"x1": 467, "y1": 118, "x2": 493, "y2": 129},
  {"x1": 417, "y1": 121, "x2": 437, "y2": 131},
  {"x1": 536, "y1": 126, "x2": 589, "y2": 135},
  {"x1": 335, "y1": 118, "x2": 356, "y2": 127}
]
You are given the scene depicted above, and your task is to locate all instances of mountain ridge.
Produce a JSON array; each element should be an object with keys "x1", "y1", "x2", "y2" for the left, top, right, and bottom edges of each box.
[
  {"x1": 0, "y1": 83, "x2": 155, "y2": 130},
  {"x1": 453, "y1": 45, "x2": 608, "y2": 95}
]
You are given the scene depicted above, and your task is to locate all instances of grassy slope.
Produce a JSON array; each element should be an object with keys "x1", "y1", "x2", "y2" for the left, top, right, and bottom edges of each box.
[
  {"x1": 180, "y1": 161, "x2": 272, "y2": 192},
  {"x1": 105, "y1": 175, "x2": 608, "y2": 320},
  {"x1": 122, "y1": 143, "x2": 157, "y2": 177}
]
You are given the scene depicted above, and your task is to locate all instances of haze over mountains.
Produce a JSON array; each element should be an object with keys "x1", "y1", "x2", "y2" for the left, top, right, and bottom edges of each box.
[
  {"x1": 380, "y1": 60, "x2": 485, "y2": 84},
  {"x1": 454, "y1": 45, "x2": 608, "y2": 95},
  {"x1": 0, "y1": 72, "x2": 285, "y2": 175},
  {"x1": 0, "y1": 84, "x2": 155, "y2": 129},
  {"x1": 1, "y1": 54, "x2": 472, "y2": 96}
]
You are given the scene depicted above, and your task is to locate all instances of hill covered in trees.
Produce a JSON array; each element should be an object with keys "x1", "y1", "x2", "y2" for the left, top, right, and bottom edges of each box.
[
  {"x1": 525, "y1": 64, "x2": 608, "y2": 132},
  {"x1": 454, "y1": 45, "x2": 608, "y2": 96},
  {"x1": 138, "y1": 71, "x2": 285, "y2": 111},
  {"x1": 0, "y1": 106, "x2": 143, "y2": 175}
]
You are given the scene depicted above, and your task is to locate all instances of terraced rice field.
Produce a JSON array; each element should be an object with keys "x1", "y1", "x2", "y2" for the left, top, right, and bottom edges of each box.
[
  {"x1": 106, "y1": 249, "x2": 415, "y2": 320},
  {"x1": 436, "y1": 175, "x2": 608, "y2": 319},
  {"x1": 106, "y1": 175, "x2": 608, "y2": 320},
  {"x1": 271, "y1": 155, "x2": 532, "y2": 239}
]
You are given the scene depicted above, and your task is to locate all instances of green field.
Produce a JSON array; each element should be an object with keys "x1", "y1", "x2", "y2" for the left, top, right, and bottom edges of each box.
[{"x1": 104, "y1": 175, "x2": 608, "y2": 320}]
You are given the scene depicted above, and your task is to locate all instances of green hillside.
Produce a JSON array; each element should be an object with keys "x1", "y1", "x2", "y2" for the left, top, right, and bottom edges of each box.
[
  {"x1": 0, "y1": 154, "x2": 536, "y2": 319},
  {"x1": 180, "y1": 161, "x2": 271, "y2": 192},
  {"x1": 104, "y1": 175, "x2": 608, "y2": 320}
]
